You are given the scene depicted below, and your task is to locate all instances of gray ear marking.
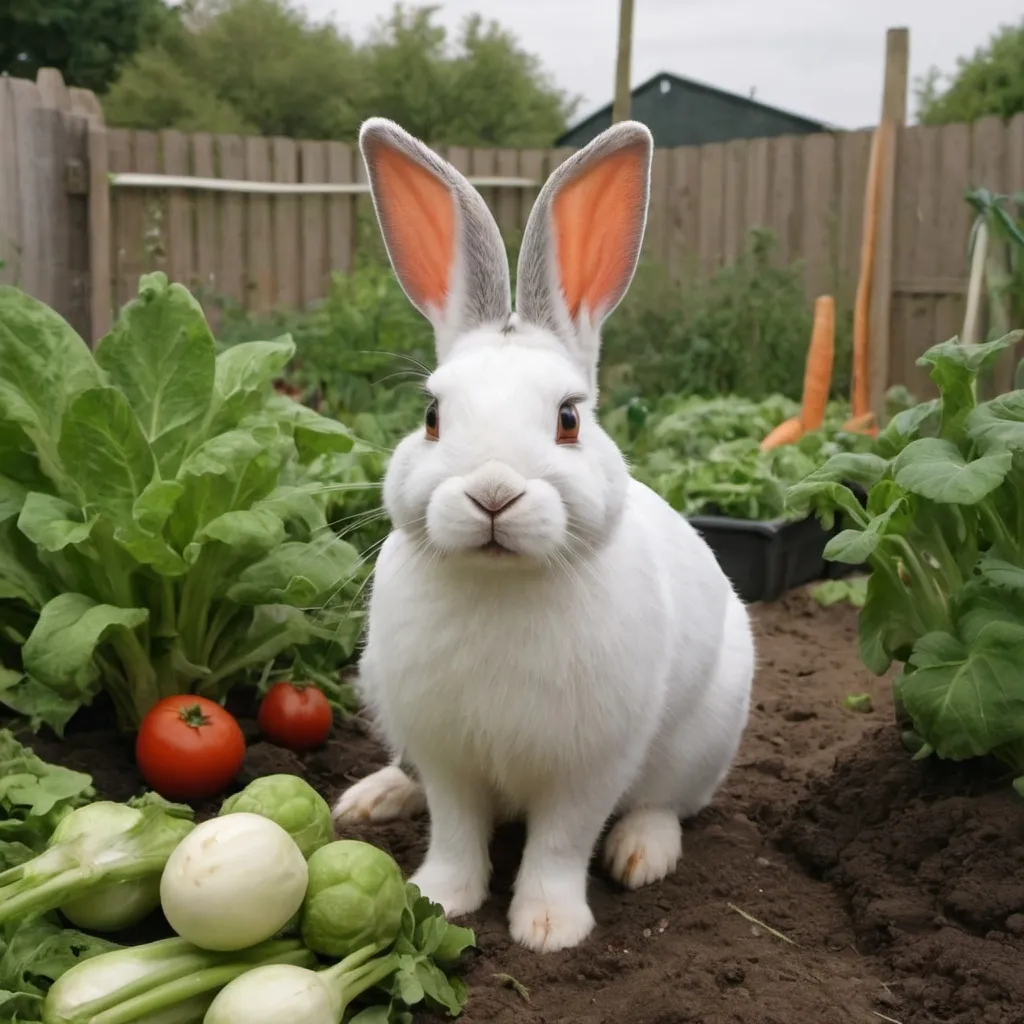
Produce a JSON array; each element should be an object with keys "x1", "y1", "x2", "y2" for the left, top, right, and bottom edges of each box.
[
  {"x1": 515, "y1": 121, "x2": 653, "y2": 378},
  {"x1": 358, "y1": 118, "x2": 511, "y2": 360}
]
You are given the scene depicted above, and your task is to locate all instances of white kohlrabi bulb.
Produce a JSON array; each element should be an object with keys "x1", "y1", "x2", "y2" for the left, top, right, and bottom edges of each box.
[
  {"x1": 203, "y1": 963, "x2": 339, "y2": 1024},
  {"x1": 160, "y1": 812, "x2": 308, "y2": 951}
]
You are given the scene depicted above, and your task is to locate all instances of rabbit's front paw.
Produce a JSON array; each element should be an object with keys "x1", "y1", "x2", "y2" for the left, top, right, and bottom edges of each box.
[
  {"x1": 332, "y1": 765, "x2": 426, "y2": 824},
  {"x1": 508, "y1": 895, "x2": 595, "y2": 953},
  {"x1": 410, "y1": 860, "x2": 488, "y2": 918},
  {"x1": 603, "y1": 807, "x2": 682, "y2": 889}
]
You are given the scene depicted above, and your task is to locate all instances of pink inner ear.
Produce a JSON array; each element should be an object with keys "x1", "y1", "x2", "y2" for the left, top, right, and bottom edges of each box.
[
  {"x1": 551, "y1": 144, "x2": 648, "y2": 321},
  {"x1": 369, "y1": 144, "x2": 456, "y2": 312}
]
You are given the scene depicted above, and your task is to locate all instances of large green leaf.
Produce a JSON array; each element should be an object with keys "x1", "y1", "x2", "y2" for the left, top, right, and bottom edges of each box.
[
  {"x1": 0, "y1": 477, "x2": 27, "y2": 525},
  {"x1": 227, "y1": 532, "x2": 361, "y2": 607},
  {"x1": 22, "y1": 593, "x2": 148, "y2": 697},
  {"x1": 856, "y1": 568, "x2": 920, "y2": 675},
  {"x1": 901, "y1": 622, "x2": 1024, "y2": 760},
  {"x1": 95, "y1": 272, "x2": 216, "y2": 475},
  {"x1": 892, "y1": 437, "x2": 1012, "y2": 504},
  {"x1": 875, "y1": 398, "x2": 940, "y2": 457},
  {"x1": 211, "y1": 336, "x2": 296, "y2": 430},
  {"x1": 196, "y1": 508, "x2": 286, "y2": 556},
  {"x1": 0, "y1": 287, "x2": 103, "y2": 488},
  {"x1": 0, "y1": 521, "x2": 52, "y2": 609},
  {"x1": 170, "y1": 426, "x2": 286, "y2": 545},
  {"x1": 254, "y1": 395, "x2": 354, "y2": 459},
  {"x1": 57, "y1": 387, "x2": 156, "y2": 522},
  {"x1": 966, "y1": 390, "x2": 1024, "y2": 453},
  {"x1": 17, "y1": 492, "x2": 96, "y2": 553},
  {"x1": 0, "y1": 671, "x2": 83, "y2": 735}
]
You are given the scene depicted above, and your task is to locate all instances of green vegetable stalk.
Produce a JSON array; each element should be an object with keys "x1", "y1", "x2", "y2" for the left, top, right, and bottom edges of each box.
[
  {"x1": 0, "y1": 796, "x2": 193, "y2": 929},
  {"x1": 787, "y1": 332, "x2": 1024, "y2": 787},
  {"x1": 42, "y1": 936, "x2": 317, "y2": 1024}
]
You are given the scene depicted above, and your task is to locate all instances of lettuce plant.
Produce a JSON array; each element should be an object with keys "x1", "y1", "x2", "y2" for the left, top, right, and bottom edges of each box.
[
  {"x1": 0, "y1": 274, "x2": 362, "y2": 732},
  {"x1": 788, "y1": 331, "x2": 1024, "y2": 785}
]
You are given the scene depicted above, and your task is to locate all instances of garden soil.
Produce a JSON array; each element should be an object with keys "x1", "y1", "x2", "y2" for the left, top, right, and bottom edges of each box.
[{"x1": 23, "y1": 588, "x2": 1024, "y2": 1024}]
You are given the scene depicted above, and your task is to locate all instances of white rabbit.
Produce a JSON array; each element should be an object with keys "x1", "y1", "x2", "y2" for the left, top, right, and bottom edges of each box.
[{"x1": 333, "y1": 116, "x2": 755, "y2": 953}]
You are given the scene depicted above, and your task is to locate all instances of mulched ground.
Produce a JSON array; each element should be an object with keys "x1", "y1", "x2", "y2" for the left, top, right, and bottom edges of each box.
[{"x1": 23, "y1": 588, "x2": 1024, "y2": 1024}]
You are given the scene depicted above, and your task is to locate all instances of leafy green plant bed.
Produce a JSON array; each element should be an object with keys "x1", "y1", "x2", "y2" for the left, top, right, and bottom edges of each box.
[
  {"x1": 0, "y1": 275, "x2": 370, "y2": 735},
  {"x1": 789, "y1": 332, "x2": 1024, "y2": 788},
  {"x1": 601, "y1": 393, "x2": 875, "y2": 600}
]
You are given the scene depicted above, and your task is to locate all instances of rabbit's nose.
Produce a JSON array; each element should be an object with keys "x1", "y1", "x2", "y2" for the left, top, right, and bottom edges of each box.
[{"x1": 465, "y1": 488, "x2": 525, "y2": 517}]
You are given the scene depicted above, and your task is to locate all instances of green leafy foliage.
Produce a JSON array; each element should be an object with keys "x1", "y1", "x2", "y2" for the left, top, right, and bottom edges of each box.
[
  {"x1": 0, "y1": 0, "x2": 171, "y2": 92},
  {"x1": 788, "y1": 332, "x2": 1024, "y2": 784},
  {"x1": 604, "y1": 392, "x2": 872, "y2": 521},
  {"x1": 0, "y1": 731, "x2": 93, "y2": 872},
  {"x1": 0, "y1": 274, "x2": 367, "y2": 732},
  {"x1": 916, "y1": 20, "x2": 1024, "y2": 125},
  {"x1": 103, "y1": 0, "x2": 578, "y2": 145}
]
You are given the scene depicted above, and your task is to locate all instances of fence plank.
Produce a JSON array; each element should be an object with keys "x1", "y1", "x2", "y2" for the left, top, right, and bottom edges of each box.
[
  {"x1": 325, "y1": 142, "x2": 354, "y2": 275},
  {"x1": 107, "y1": 129, "x2": 134, "y2": 312},
  {"x1": 495, "y1": 149, "x2": 520, "y2": 241},
  {"x1": 1006, "y1": 114, "x2": 1024, "y2": 383},
  {"x1": 32, "y1": 108, "x2": 67, "y2": 312},
  {"x1": 132, "y1": 131, "x2": 161, "y2": 278},
  {"x1": 933, "y1": 122, "x2": 972, "y2": 355},
  {"x1": 9, "y1": 78, "x2": 42, "y2": 298},
  {"x1": 836, "y1": 130, "x2": 872, "y2": 312},
  {"x1": 245, "y1": 137, "x2": 273, "y2": 312},
  {"x1": 87, "y1": 123, "x2": 112, "y2": 341},
  {"x1": 800, "y1": 132, "x2": 836, "y2": 300},
  {"x1": 470, "y1": 148, "x2": 498, "y2": 218},
  {"x1": 190, "y1": 134, "x2": 217, "y2": 322},
  {"x1": 667, "y1": 146, "x2": 701, "y2": 283},
  {"x1": 62, "y1": 114, "x2": 90, "y2": 339},
  {"x1": 517, "y1": 148, "x2": 546, "y2": 229},
  {"x1": 744, "y1": 137, "x2": 770, "y2": 232},
  {"x1": 891, "y1": 125, "x2": 931, "y2": 396},
  {"x1": 722, "y1": 139, "x2": 747, "y2": 264},
  {"x1": 697, "y1": 143, "x2": 725, "y2": 275},
  {"x1": 160, "y1": 130, "x2": 192, "y2": 287},
  {"x1": 767, "y1": 135, "x2": 799, "y2": 265},
  {"x1": 644, "y1": 148, "x2": 671, "y2": 265},
  {"x1": 299, "y1": 141, "x2": 327, "y2": 306},
  {"x1": 0, "y1": 79, "x2": 21, "y2": 287},
  {"x1": 272, "y1": 137, "x2": 300, "y2": 309},
  {"x1": 215, "y1": 135, "x2": 246, "y2": 315}
]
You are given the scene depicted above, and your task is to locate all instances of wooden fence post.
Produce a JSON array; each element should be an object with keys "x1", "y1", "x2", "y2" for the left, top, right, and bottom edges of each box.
[{"x1": 867, "y1": 27, "x2": 909, "y2": 418}]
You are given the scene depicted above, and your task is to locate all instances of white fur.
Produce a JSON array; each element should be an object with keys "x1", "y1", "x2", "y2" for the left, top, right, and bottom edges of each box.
[{"x1": 334, "y1": 117, "x2": 755, "y2": 954}]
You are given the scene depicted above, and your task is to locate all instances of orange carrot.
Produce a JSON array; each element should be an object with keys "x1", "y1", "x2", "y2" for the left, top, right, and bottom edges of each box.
[
  {"x1": 760, "y1": 416, "x2": 805, "y2": 452},
  {"x1": 799, "y1": 295, "x2": 835, "y2": 432},
  {"x1": 848, "y1": 119, "x2": 891, "y2": 425},
  {"x1": 842, "y1": 411, "x2": 879, "y2": 437}
]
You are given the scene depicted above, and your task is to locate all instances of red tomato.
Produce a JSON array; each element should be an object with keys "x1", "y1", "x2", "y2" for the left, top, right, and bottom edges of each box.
[
  {"x1": 258, "y1": 682, "x2": 333, "y2": 751},
  {"x1": 136, "y1": 695, "x2": 246, "y2": 801}
]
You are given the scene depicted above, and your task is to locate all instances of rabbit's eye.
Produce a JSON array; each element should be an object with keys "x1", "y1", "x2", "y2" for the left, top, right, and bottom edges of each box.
[
  {"x1": 424, "y1": 399, "x2": 439, "y2": 440},
  {"x1": 556, "y1": 402, "x2": 580, "y2": 444}
]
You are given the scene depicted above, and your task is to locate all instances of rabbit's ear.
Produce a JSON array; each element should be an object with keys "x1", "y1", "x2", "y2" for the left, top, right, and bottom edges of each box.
[
  {"x1": 359, "y1": 118, "x2": 511, "y2": 359},
  {"x1": 515, "y1": 122, "x2": 652, "y2": 382}
]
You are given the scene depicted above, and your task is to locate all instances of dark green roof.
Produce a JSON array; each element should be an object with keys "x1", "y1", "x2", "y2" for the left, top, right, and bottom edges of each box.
[{"x1": 557, "y1": 71, "x2": 832, "y2": 148}]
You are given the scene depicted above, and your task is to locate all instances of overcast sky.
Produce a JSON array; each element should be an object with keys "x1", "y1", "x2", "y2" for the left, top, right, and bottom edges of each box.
[{"x1": 298, "y1": 0, "x2": 1020, "y2": 129}]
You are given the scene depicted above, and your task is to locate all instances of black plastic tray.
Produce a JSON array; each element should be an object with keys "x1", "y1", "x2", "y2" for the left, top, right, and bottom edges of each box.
[{"x1": 687, "y1": 483, "x2": 868, "y2": 604}]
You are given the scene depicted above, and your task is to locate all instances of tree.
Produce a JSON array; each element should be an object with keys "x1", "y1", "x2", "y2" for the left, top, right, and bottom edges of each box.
[
  {"x1": 0, "y1": 0, "x2": 170, "y2": 92},
  {"x1": 916, "y1": 20, "x2": 1024, "y2": 125},
  {"x1": 101, "y1": 0, "x2": 578, "y2": 146}
]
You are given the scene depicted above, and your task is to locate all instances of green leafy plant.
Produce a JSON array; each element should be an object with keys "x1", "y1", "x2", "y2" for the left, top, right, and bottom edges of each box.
[
  {"x1": 788, "y1": 332, "x2": 1024, "y2": 784},
  {"x1": 0, "y1": 273, "x2": 366, "y2": 733},
  {"x1": 604, "y1": 392, "x2": 872, "y2": 521}
]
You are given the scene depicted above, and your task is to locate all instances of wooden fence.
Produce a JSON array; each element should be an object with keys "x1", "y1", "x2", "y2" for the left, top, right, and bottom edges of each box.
[{"x1": 1, "y1": 68, "x2": 1023, "y2": 400}]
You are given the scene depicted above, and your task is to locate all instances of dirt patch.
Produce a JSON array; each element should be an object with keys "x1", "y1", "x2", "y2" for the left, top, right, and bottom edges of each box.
[{"x1": 20, "y1": 588, "x2": 1024, "y2": 1024}]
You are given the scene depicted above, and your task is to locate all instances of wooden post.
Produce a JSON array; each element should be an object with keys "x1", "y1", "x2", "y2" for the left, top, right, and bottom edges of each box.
[
  {"x1": 867, "y1": 27, "x2": 909, "y2": 419},
  {"x1": 612, "y1": 0, "x2": 635, "y2": 123}
]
